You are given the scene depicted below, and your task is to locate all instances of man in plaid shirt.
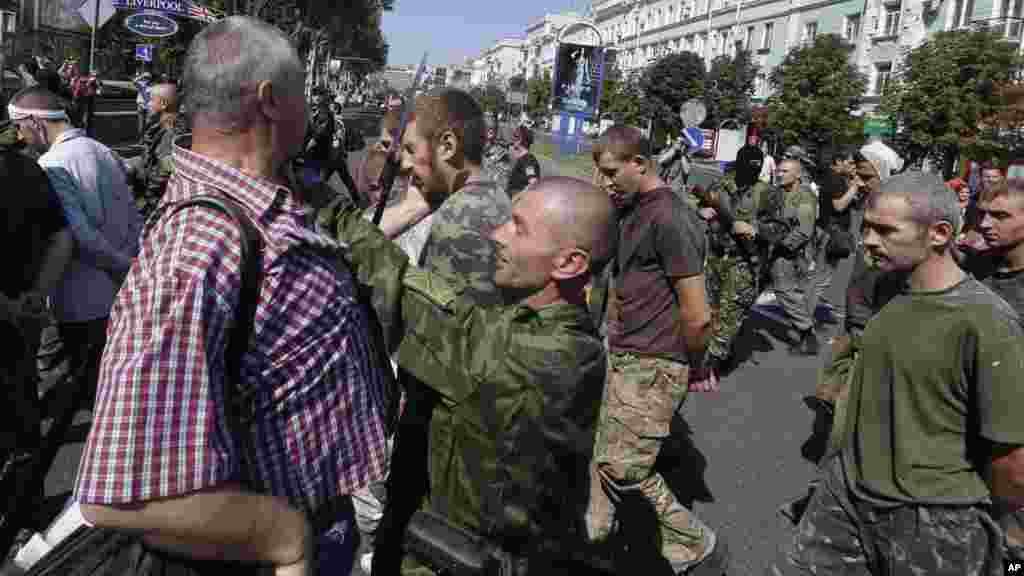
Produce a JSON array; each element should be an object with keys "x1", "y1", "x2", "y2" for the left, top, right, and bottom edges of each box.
[{"x1": 74, "y1": 17, "x2": 391, "y2": 576}]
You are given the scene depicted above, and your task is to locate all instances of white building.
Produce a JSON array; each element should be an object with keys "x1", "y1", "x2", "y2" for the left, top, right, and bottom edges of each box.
[
  {"x1": 590, "y1": 0, "x2": 1023, "y2": 107},
  {"x1": 523, "y1": 12, "x2": 593, "y2": 79}
]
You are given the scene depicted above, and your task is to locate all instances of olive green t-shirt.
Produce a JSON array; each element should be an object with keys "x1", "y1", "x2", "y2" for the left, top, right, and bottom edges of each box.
[{"x1": 841, "y1": 276, "x2": 1024, "y2": 506}]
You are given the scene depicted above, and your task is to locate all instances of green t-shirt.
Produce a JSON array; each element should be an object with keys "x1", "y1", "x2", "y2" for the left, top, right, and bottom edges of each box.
[{"x1": 841, "y1": 276, "x2": 1024, "y2": 506}]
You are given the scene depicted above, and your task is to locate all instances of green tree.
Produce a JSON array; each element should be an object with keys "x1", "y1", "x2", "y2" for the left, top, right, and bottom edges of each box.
[
  {"x1": 767, "y1": 33, "x2": 867, "y2": 153},
  {"x1": 527, "y1": 70, "x2": 552, "y2": 121},
  {"x1": 639, "y1": 51, "x2": 706, "y2": 138},
  {"x1": 706, "y1": 49, "x2": 757, "y2": 126},
  {"x1": 881, "y1": 29, "x2": 1023, "y2": 176},
  {"x1": 601, "y1": 66, "x2": 646, "y2": 127}
]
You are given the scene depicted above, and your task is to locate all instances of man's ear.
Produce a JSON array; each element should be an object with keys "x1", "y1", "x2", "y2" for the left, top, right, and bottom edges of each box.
[
  {"x1": 929, "y1": 220, "x2": 955, "y2": 249},
  {"x1": 631, "y1": 155, "x2": 649, "y2": 175},
  {"x1": 551, "y1": 248, "x2": 591, "y2": 281},
  {"x1": 256, "y1": 80, "x2": 280, "y2": 121},
  {"x1": 438, "y1": 129, "x2": 459, "y2": 164}
]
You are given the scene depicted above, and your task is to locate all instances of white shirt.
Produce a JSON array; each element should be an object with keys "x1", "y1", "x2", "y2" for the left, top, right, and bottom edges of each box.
[{"x1": 39, "y1": 129, "x2": 142, "y2": 322}]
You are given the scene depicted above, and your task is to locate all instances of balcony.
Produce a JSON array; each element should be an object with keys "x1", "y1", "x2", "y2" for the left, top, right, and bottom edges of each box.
[{"x1": 971, "y1": 16, "x2": 1024, "y2": 44}]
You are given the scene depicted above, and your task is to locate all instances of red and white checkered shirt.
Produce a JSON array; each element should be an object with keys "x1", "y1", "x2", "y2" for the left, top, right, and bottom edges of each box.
[{"x1": 75, "y1": 139, "x2": 390, "y2": 513}]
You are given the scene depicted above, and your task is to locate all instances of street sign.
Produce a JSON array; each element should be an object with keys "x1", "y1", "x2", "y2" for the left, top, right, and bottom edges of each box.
[
  {"x1": 134, "y1": 44, "x2": 154, "y2": 62},
  {"x1": 680, "y1": 99, "x2": 707, "y2": 128},
  {"x1": 125, "y1": 11, "x2": 179, "y2": 37},
  {"x1": 551, "y1": 43, "x2": 604, "y2": 117},
  {"x1": 71, "y1": 0, "x2": 116, "y2": 29}
]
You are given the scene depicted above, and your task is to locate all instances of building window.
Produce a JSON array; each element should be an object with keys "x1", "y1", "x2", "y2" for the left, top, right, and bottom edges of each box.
[
  {"x1": 745, "y1": 25, "x2": 755, "y2": 49},
  {"x1": 762, "y1": 22, "x2": 774, "y2": 50},
  {"x1": 883, "y1": 5, "x2": 900, "y2": 36},
  {"x1": 657, "y1": 8, "x2": 663, "y2": 26},
  {"x1": 669, "y1": 4, "x2": 676, "y2": 23},
  {"x1": 951, "y1": 0, "x2": 975, "y2": 28},
  {"x1": 684, "y1": 0, "x2": 693, "y2": 19},
  {"x1": 875, "y1": 62, "x2": 892, "y2": 94},
  {"x1": 755, "y1": 72, "x2": 767, "y2": 97},
  {"x1": 1001, "y1": 0, "x2": 1024, "y2": 38},
  {"x1": 803, "y1": 21, "x2": 818, "y2": 43},
  {"x1": 844, "y1": 14, "x2": 861, "y2": 39}
]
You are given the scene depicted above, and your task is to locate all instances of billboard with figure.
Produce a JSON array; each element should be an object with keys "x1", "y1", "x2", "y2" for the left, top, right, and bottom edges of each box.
[{"x1": 551, "y1": 43, "x2": 604, "y2": 117}]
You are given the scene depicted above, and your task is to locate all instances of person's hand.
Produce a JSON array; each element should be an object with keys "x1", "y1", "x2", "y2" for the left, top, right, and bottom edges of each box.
[
  {"x1": 698, "y1": 207, "x2": 717, "y2": 221},
  {"x1": 732, "y1": 221, "x2": 756, "y2": 239},
  {"x1": 688, "y1": 366, "x2": 719, "y2": 392}
]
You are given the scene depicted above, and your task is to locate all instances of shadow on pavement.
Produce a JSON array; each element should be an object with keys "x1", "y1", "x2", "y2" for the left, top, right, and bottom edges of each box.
[{"x1": 657, "y1": 414, "x2": 714, "y2": 508}]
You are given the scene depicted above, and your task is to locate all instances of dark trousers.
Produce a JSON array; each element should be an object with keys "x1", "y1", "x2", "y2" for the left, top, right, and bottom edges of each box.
[{"x1": 771, "y1": 457, "x2": 1004, "y2": 576}]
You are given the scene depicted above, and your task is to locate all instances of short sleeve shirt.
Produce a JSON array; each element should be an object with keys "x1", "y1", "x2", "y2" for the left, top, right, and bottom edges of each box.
[
  {"x1": 506, "y1": 153, "x2": 541, "y2": 198},
  {"x1": 608, "y1": 186, "x2": 706, "y2": 362},
  {"x1": 842, "y1": 277, "x2": 1024, "y2": 506}
]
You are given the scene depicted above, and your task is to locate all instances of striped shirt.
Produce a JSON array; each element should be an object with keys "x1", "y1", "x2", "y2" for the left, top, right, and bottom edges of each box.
[{"x1": 75, "y1": 138, "x2": 390, "y2": 513}]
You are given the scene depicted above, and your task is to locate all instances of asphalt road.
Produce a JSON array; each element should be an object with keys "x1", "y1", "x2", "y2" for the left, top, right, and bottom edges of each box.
[{"x1": 36, "y1": 136, "x2": 854, "y2": 576}]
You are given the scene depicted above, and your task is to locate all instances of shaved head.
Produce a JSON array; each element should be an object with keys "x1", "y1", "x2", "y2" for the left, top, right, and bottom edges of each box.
[
  {"x1": 10, "y1": 87, "x2": 64, "y2": 114},
  {"x1": 529, "y1": 176, "x2": 616, "y2": 274},
  {"x1": 150, "y1": 83, "x2": 178, "y2": 113}
]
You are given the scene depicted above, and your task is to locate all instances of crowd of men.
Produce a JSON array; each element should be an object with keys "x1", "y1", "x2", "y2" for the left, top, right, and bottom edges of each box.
[{"x1": 0, "y1": 13, "x2": 1022, "y2": 576}]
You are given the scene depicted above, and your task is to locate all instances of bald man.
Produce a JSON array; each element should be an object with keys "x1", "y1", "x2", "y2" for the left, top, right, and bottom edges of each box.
[
  {"x1": 130, "y1": 82, "x2": 180, "y2": 218},
  {"x1": 321, "y1": 176, "x2": 613, "y2": 573}
]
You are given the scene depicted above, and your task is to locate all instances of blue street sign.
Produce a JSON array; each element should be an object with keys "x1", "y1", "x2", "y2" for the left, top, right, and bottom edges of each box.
[
  {"x1": 683, "y1": 127, "x2": 705, "y2": 153},
  {"x1": 135, "y1": 44, "x2": 154, "y2": 62},
  {"x1": 125, "y1": 11, "x2": 179, "y2": 37}
]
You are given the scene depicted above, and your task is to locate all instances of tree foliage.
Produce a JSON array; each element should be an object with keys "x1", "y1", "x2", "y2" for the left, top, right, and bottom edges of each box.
[
  {"x1": 766, "y1": 33, "x2": 867, "y2": 149},
  {"x1": 527, "y1": 70, "x2": 552, "y2": 121},
  {"x1": 601, "y1": 65, "x2": 646, "y2": 127},
  {"x1": 706, "y1": 49, "x2": 757, "y2": 126},
  {"x1": 472, "y1": 84, "x2": 507, "y2": 119},
  {"x1": 639, "y1": 51, "x2": 706, "y2": 136},
  {"x1": 880, "y1": 28, "x2": 1023, "y2": 170}
]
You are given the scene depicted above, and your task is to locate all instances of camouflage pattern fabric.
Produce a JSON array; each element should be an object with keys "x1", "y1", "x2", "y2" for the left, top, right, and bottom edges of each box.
[
  {"x1": 705, "y1": 253, "x2": 758, "y2": 361},
  {"x1": 136, "y1": 117, "x2": 180, "y2": 220},
  {"x1": 327, "y1": 204, "x2": 606, "y2": 575},
  {"x1": 418, "y1": 178, "x2": 512, "y2": 306},
  {"x1": 771, "y1": 457, "x2": 1004, "y2": 576},
  {"x1": 587, "y1": 352, "x2": 716, "y2": 573},
  {"x1": 769, "y1": 183, "x2": 818, "y2": 333}
]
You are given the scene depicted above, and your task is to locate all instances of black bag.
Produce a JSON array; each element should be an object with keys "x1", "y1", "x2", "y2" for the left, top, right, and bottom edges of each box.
[
  {"x1": 403, "y1": 510, "x2": 518, "y2": 576},
  {"x1": 10, "y1": 195, "x2": 268, "y2": 576},
  {"x1": 825, "y1": 225, "x2": 855, "y2": 260}
]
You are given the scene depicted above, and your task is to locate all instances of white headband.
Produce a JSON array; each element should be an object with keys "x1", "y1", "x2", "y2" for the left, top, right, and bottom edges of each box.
[{"x1": 7, "y1": 104, "x2": 70, "y2": 122}]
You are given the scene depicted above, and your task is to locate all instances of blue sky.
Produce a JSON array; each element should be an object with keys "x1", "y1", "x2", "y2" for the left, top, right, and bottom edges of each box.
[{"x1": 382, "y1": 0, "x2": 585, "y2": 67}]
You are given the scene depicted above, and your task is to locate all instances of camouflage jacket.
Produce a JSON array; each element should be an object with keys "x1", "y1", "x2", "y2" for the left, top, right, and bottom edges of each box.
[
  {"x1": 704, "y1": 173, "x2": 771, "y2": 256},
  {"x1": 418, "y1": 178, "x2": 512, "y2": 306},
  {"x1": 329, "y1": 205, "x2": 607, "y2": 542},
  {"x1": 137, "y1": 117, "x2": 178, "y2": 216}
]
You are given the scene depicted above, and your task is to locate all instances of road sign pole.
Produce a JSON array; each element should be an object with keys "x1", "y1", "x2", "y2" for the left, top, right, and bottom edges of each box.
[{"x1": 89, "y1": 0, "x2": 99, "y2": 74}]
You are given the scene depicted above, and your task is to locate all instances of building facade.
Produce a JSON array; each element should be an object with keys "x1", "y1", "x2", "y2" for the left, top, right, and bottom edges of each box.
[{"x1": 590, "y1": 0, "x2": 1023, "y2": 107}]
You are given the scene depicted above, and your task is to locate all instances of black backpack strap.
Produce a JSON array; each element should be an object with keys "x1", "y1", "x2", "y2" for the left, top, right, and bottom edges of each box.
[{"x1": 165, "y1": 194, "x2": 263, "y2": 490}]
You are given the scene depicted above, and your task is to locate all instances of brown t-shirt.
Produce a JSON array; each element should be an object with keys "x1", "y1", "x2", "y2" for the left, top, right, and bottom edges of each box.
[{"x1": 608, "y1": 186, "x2": 706, "y2": 361}]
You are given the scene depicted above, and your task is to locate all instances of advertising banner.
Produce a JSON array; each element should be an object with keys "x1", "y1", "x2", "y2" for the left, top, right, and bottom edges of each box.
[
  {"x1": 111, "y1": 0, "x2": 218, "y2": 22},
  {"x1": 551, "y1": 42, "x2": 604, "y2": 117}
]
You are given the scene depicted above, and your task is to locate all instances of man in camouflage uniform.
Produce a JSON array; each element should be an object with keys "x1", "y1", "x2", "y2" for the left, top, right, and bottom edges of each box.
[
  {"x1": 323, "y1": 177, "x2": 612, "y2": 574},
  {"x1": 334, "y1": 88, "x2": 512, "y2": 575},
  {"x1": 586, "y1": 125, "x2": 726, "y2": 575},
  {"x1": 128, "y1": 83, "x2": 179, "y2": 220},
  {"x1": 700, "y1": 165, "x2": 771, "y2": 373},
  {"x1": 770, "y1": 158, "x2": 820, "y2": 356}
]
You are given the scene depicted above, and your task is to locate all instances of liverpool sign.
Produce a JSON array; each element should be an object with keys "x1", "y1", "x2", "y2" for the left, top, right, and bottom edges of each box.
[{"x1": 111, "y1": 0, "x2": 219, "y2": 22}]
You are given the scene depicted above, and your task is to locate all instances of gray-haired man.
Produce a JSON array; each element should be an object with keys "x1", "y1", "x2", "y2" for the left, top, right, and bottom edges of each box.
[{"x1": 74, "y1": 17, "x2": 392, "y2": 576}]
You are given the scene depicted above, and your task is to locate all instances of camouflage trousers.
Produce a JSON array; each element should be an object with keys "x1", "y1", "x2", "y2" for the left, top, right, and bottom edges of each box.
[
  {"x1": 705, "y1": 252, "x2": 758, "y2": 361},
  {"x1": 770, "y1": 457, "x2": 1004, "y2": 576},
  {"x1": 586, "y1": 353, "x2": 716, "y2": 572}
]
